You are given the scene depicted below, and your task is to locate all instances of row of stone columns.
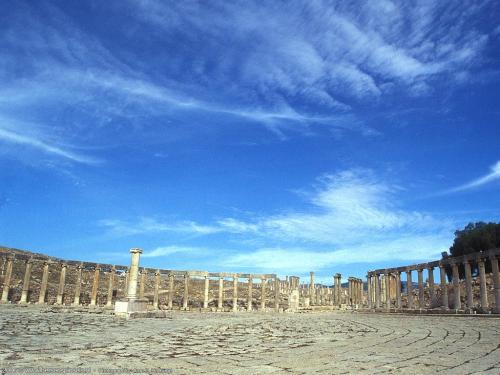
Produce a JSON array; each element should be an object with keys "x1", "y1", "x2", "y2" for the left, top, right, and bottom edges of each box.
[
  {"x1": 367, "y1": 252, "x2": 500, "y2": 313},
  {"x1": 348, "y1": 277, "x2": 363, "y2": 306}
]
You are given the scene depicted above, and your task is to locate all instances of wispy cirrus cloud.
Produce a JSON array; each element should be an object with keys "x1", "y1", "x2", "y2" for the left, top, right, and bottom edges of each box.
[
  {"x1": 445, "y1": 161, "x2": 500, "y2": 193},
  {"x1": 100, "y1": 169, "x2": 453, "y2": 265}
]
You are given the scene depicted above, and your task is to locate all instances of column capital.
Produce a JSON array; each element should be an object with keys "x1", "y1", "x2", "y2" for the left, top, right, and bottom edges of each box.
[
  {"x1": 95, "y1": 264, "x2": 102, "y2": 271},
  {"x1": 130, "y1": 247, "x2": 143, "y2": 254},
  {"x1": 155, "y1": 269, "x2": 161, "y2": 276},
  {"x1": 60, "y1": 262, "x2": 67, "y2": 268},
  {"x1": 25, "y1": 257, "x2": 34, "y2": 264},
  {"x1": 426, "y1": 264, "x2": 434, "y2": 271},
  {"x1": 76, "y1": 262, "x2": 84, "y2": 270}
]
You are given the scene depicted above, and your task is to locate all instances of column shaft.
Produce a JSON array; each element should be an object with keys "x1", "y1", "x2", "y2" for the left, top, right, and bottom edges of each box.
[
  {"x1": 417, "y1": 269, "x2": 424, "y2": 308},
  {"x1": 73, "y1": 264, "x2": 83, "y2": 306},
  {"x1": 428, "y1": 267, "x2": 436, "y2": 307},
  {"x1": 375, "y1": 274, "x2": 381, "y2": 309},
  {"x1": 232, "y1": 275, "x2": 238, "y2": 312},
  {"x1": 218, "y1": 277, "x2": 224, "y2": 309},
  {"x1": 0, "y1": 256, "x2": 14, "y2": 302},
  {"x1": 247, "y1": 277, "x2": 253, "y2": 311},
  {"x1": 56, "y1": 263, "x2": 67, "y2": 305},
  {"x1": 203, "y1": 276, "x2": 209, "y2": 309},
  {"x1": 126, "y1": 248, "x2": 142, "y2": 299},
  {"x1": 464, "y1": 261, "x2": 473, "y2": 310},
  {"x1": 440, "y1": 265, "x2": 449, "y2": 309},
  {"x1": 396, "y1": 272, "x2": 402, "y2": 308},
  {"x1": 20, "y1": 259, "x2": 33, "y2": 303},
  {"x1": 406, "y1": 270, "x2": 413, "y2": 309},
  {"x1": 106, "y1": 266, "x2": 115, "y2": 307},
  {"x1": 478, "y1": 259, "x2": 488, "y2": 311},
  {"x1": 38, "y1": 262, "x2": 49, "y2": 304},
  {"x1": 274, "y1": 277, "x2": 280, "y2": 312},
  {"x1": 139, "y1": 270, "x2": 146, "y2": 300},
  {"x1": 261, "y1": 278, "x2": 266, "y2": 310},
  {"x1": 90, "y1": 266, "x2": 101, "y2": 306},
  {"x1": 182, "y1": 274, "x2": 189, "y2": 309},
  {"x1": 451, "y1": 262, "x2": 461, "y2": 310},
  {"x1": 153, "y1": 270, "x2": 160, "y2": 309},
  {"x1": 168, "y1": 274, "x2": 174, "y2": 309},
  {"x1": 490, "y1": 255, "x2": 500, "y2": 314},
  {"x1": 385, "y1": 273, "x2": 390, "y2": 310},
  {"x1": 367, "y1": 274, "x2": 372, "y2": 309}
]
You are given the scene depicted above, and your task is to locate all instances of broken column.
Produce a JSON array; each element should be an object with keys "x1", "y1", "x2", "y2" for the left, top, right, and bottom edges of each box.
[
  {"x1": 106, "y1": 266, "x2": 115, "y2": 307},
  {"x1": 153, "y1": 269, "x2": 160, "y2": 310},
  {"x1": 183, "y1": 273, "x2": 189, "y2": 310}
]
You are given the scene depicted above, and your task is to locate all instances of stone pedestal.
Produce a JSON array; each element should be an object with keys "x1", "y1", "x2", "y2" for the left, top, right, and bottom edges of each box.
[
  {"x1": 288, "y1": 289, "x2": 299, "y2": 312},
  {"x1": 114, "y1": 299, "x2": 149, "y2": 318}
]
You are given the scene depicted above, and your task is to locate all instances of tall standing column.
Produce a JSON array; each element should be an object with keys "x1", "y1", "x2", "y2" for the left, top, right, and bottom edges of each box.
[
  {"x1": 106, "y1": 266, "x2": 115, "y2": 307},
  {"x1": 183, "y1": 273, "x2": 189, "y2": 309},
  {"x1": 375, "y1": 274, "x2": 381, "y2": 309},
  {"x1": 153, "y1": 270, "x2": 160, "y2": 310},
  {"x1": 464, "y1": 260, "x2": 473, "y2": 311},
  {"x1": 168, "y1": 273, "x2": 174, "y2": 309},
  {"x1": 38, "y1": 261, "x2": 49, "y2": 304},
  {"x1": 406, "y1": 269, "x2": 414, "y2": 309},
  {"x1": 232, "y1": 275, "x2": 238, "y2": 312},
  {"x1": 203, "y1": 275, "x2": 209, "y2": 309},
  {"x1": 428, "y1": 266, "x2": 436, "y2": 307},
  {"x1": 20, "y1": 258, "x2": 33, "y2": 303},
  {"x1": 367, "y1": 274, "x2": 372, "y2": 309},
  {"x1": 385, "y1": 271, "x2": 391, "y2": 310},
  {"x1": 309, "y1": 272, "x2": 315, "y2": 305},
  {"x1": 336, "y1": 273, "x2": 342, "y2": 306},
  {"x1": 439, "y1": 264, "x2": 449, "y2": 310},
  {"x1": 218, "y1": 277, "x2": 224, "y2": 310},
  {"x1": 90, "y1": 265, "x2": 101, "y2": 306},
  {"x1": 395, "y1": 271, "x2": 402, "y2": 309},
  {"x1": 417, "y1": 268, "x2": 424, "y2": 308},
  {"x1": 490, "y1": 254, "x2": 500, "y2": 314},
  {"x1": 451, "y1": 262, "x2": 461, "y2": 310},
  {"x1": 73, "y1": 263, "x2": 83, "y2": 306},
  {"x1": 247, "y1": 276, "x2": 253, "y2": 311},
  {"x1": 139, "y1": 270, "x2": 146, "y2": 299},
  {"x1": 0, "y1": 255, "x2": 14, "y2": 303},
  {"x1": 274, "y1": 277, "x2": 280, "y2": 312},
  {"x1": 126, "y1": 248, "x2": 142, "y2": 299},
  {"x1": 56, "y1": 263, "x2": 67, "y2": 305},
  {"x1": 478, "y1": 258, "x2": 488, "y2": 311},
  {"x1": 260, "y1": 277, "x2": 266, "y2": 310}
]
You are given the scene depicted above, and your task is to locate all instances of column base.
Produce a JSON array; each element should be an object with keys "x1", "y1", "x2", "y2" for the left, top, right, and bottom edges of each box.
[{"x1": 114, "y1": 298, "x2": 148, "y2": 318}]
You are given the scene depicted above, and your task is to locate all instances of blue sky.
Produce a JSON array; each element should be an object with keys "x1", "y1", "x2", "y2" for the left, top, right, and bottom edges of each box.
[{"x1": 1, "y1": 0, "x2": 500, "y2": 284}]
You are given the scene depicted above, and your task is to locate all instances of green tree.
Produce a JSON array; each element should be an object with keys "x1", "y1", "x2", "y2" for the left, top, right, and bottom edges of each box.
[{"x1": 446, "y1": 222, "x2": 500, "y2": 278}]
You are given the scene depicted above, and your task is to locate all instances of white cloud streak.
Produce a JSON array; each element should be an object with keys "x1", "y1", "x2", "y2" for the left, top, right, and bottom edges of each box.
[{"x1": 446, "y1": 161, "x2": 500, "y2": 193}]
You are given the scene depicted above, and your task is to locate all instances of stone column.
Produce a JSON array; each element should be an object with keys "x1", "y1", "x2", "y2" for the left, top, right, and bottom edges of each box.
[
  {"x1": 168, "y1": 273, "x2": 174, "y2": 309},
  {"x1": 90, "y1": 265, "x2": 101, "y2": 306},
  {"x1": 182, "y1": 273, "x2": 189, "y2": 309},
  {"x1": 478, "y1": 258, "x2": 488, "y2": 311},
  {"x1": 126, "y1": 248, "x2": 142, "y2": 299},
  {"x1": 417, "y1": 268, "x2": 424, "y2": 308},
  {"x1": 309, "y1": 272, "x2": 315, "y2": 305},
  {"x1": 153, "y1": 270, "x2": 160, "y2": 309},
  {"x1": 0, "y1": 255, "x2": 14, "y2": 303},
  {"x1": 451, "y1": 262, "x2": 461, "y2": 310},
  {"x1": 247, "y1": 276, "x2": 253, "y2": 311},
  {"x1": 490, "y1": 255, "x2": 500, "y2": 314},
  {"x1": 395, "y1": 271, "x2": 402, "y2": 309},
  {"x1": 218, "y1": 277, "x2": 224, "y2": 310},
  {"x1": 20, "y1": 258, "x2": 33, "y2": 303},
  {"x1": 232, "y1": 275, "x2": 238, "y2": 312},
  {"x1": 367, "y1": 274, "x2": 372, "y2": 309},
  {"x1": 124, "y1": 270, "x2": 129, "y2": 295},
  {"x1": 261, "y1": 277, "x2": 266, "y2": 310},
  {"x1": 139, "y1": 270, "x2": 146, "y2": 300},
  {"x1": 274, "y1": 277, "x2": 280, "y2": 312},
  {"x1": 73, "y1": 263, "x2": 83, "y2": 306},
  {"x1": 439, "y1": 264, "x2": 449, "y2": 310},
  {"x1": 374, "y1": 273, "x2": 381, "y2": 309},
  {"x1": 56, "y1": 263, "x2": 67, "y2": 305},
  {"x1": 335, "y1": 273, "x2": 341, "y2": 306},
  {"x1": 406, "y1": 269, "x2": 413, "y2": 309},
  {"x1": 38, "y1": 261, "x2": 49, "y2": 304},
  {"x1": 203, "y1": 275, "x2": 209, "y2": 309},
  {"x1": 428, "y1": 266, "x2": 436, "y2": 307},
  {"x1": 464, "y1": 260, "x2": 473, "y2": 311},
  {"x1": 385, "y1": 271, "x2": 391, "y2": 310},
  {"x1": 106, "y1": 266, "x2": 115, "y2": 307}
]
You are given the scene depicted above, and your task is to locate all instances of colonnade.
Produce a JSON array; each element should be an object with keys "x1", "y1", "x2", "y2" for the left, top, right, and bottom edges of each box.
[
  {"x1": 367, "y1": 249, "x2": 500, "y2": 314},
  {"x1": 0, "y1": 249, "x2": 290, "y2": 312},
  {"x1": 348, "y1": 277, "x2": 363, "y2": 306}
]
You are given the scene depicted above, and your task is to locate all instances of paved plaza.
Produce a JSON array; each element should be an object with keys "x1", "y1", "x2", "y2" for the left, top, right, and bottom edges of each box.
[{"x1": 0, "y1": 305, "x2": 499, "y2": 374}]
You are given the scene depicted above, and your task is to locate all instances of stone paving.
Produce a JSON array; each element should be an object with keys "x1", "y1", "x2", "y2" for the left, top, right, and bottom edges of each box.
[{"x1": 0, "y1": 305, "x2": 499, "y2": 374}]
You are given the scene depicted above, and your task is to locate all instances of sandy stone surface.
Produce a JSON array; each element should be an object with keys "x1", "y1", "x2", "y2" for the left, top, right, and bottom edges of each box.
[{"x1": 0, "y1": 305, "x2": 499, "y2": 374}]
